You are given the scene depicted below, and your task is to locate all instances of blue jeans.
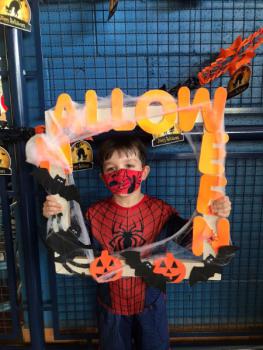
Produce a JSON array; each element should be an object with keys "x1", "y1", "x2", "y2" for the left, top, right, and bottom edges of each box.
[{"x1": 97, "y1": 293, "x2": 170, "y2": 350}]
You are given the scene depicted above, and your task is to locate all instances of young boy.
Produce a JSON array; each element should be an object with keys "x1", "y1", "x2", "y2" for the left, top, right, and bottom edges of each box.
[{"x1": 43, "y1": 135, "x2": 231, "y2": 350}]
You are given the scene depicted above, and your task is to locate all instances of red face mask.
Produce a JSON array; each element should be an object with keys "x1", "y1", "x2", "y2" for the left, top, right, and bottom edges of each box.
[{"x1": 102, "y1": 168, "x2": 144, "y2": 194}]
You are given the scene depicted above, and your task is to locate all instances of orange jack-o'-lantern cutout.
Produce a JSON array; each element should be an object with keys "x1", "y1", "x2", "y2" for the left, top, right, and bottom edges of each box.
[
  {"x1": 153, "y1": 253, "x2": 186, "y2": 283},
  {"x1": 89, "y1": 250, "x2": 122, "y2": 282}
]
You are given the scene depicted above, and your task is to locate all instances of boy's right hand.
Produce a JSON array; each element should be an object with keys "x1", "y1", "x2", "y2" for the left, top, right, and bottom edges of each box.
[{"x1": 42, "y1": 195, "x2": 63, "y2": 218}]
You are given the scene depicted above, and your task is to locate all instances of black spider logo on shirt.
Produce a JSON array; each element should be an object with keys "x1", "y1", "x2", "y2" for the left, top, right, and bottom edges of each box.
[{"x1": 110, "y1": 220, "x2": 146, "y2": 251}]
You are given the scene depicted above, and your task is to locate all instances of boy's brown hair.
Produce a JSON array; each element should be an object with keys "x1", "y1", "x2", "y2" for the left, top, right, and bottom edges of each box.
[{"x1": 97, "y1": 135, "x2": 147, "y2": 170}]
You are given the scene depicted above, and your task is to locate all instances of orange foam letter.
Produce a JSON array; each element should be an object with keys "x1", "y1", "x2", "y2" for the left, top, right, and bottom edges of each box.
[
  {"x1": 178, "y1": 87, "x2": 209, "y2": 132},
  {"x1": 193, "y1": 216, "x2": 230, "y2": 256},
  {"x1": 46, "y1": 94, "x2": 74, "y2": 172},
  {"x1": 197, "y1": 174, "x2": 227, "y2": 215},
  {"x1": 199, "y1": 131, "x2": 229, "y2": 175},
  {"x1": 178, "y1": 87, "x2": 227, "y2": 133}
]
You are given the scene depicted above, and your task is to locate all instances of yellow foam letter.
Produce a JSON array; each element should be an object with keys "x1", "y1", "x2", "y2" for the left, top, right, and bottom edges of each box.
[
  {"x1": 112, "y1": 88, "x2": 136, "y2": 131},
  {"x1": 85, "y1": 90, "x2": 98, "y2": 125},
  {"x1": 136, "y1": 90, "x2": 177, "y2": 134}
]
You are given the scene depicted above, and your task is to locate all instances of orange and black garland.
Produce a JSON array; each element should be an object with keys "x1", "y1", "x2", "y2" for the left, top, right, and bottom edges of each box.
[{"x1": 198, "y1": 27, "x2": 263, "y2": 85}]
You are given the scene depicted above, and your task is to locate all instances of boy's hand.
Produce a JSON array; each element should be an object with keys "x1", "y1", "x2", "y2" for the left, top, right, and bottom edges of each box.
[
  {"x1": 210, "y1": 196, "x2": 231, "y2": 218},
  {"x1": 43, "y1": 195, "x2": 63, "y2": 218}
]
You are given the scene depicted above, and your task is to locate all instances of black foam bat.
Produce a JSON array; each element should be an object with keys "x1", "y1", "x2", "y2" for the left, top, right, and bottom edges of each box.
[
  {"x1": 211, "y1": 245, "x2": 239, "y2": 266},
  {"x1": 32, "y1": 167, "x2": 80, "y2": 203},
  {"x1": 59, "y1": 262, "x2": 90, "y2": 275},
  {"x1": 121, "y1": 250, "x2": 168, "y2": 292},
  {"x1": 159, "y1": 54, "x2": 220, "y2": 98},
  {"x1": 46, "y1": 220, "x2": 92, "y2": 263},
  {"x1": 160, "y1": 77, "x2": 201, "y2": 98},
  {"x1": 189, "y1": 245, "x2": 239, "y2": 286}
]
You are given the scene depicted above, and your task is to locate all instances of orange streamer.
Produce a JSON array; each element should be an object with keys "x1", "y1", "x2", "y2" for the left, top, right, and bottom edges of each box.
[{"x1": 198, "y1": 27, "x2": 263, "y2": 84}]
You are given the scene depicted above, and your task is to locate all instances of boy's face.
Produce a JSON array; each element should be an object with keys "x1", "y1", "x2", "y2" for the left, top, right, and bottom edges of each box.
[
  {"x1": 101, "y1": 150, "x2": 150, "y2": 195},
  {"x1": 103, "y1": 150, "x2": 143, "y2": 173}
]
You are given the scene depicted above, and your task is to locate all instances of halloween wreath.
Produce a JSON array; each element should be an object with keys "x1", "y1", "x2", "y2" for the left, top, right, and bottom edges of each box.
[{"x1": 25, "y1": 84, "x2": 238, "y2": 290}]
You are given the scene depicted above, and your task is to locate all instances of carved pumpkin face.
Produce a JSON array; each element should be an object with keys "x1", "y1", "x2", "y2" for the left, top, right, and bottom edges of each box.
[
  {"x1": 153, "y1": 253, "x2": 186, "y2": 283},
  {"x1": 89, "y1": 250, "x2": 122, "y2": 282}
]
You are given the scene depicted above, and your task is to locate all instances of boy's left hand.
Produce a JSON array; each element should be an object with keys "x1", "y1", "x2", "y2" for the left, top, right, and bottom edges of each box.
[{"x1": 210, "y1": 196, "x2": 231, "y2": 218}]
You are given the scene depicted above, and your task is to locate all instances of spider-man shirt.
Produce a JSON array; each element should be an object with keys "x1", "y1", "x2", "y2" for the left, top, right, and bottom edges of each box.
[{"x1": 86, "y1": 194, "x2": 187, "y2": 315}]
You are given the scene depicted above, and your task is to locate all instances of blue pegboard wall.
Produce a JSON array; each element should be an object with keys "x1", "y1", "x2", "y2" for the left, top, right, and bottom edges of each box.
[
  {"x1": 3, "y1": 0, "x2": 262, "y2": 341},
  {"x1": 37, "y1": 0, "x2": 263, "y2": 109}
]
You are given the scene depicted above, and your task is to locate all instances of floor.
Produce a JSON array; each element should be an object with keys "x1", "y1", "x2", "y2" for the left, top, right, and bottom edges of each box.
[{"x1": 171, "y1": 347, "x2": 263, "y2": 350}]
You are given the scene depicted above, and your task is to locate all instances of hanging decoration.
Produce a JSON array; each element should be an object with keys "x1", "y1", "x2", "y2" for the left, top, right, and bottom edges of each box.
[
  {"x1": 198, "y1": 27, "x2": 263, "y2": 85},
  {"x1": 108, "y1": 0, "x2": 119, "y2": 20},
  {"x1": 0, "y1": 0, "x2": 31, "y2": 32},
  {"x1": 161, "y1": 28, "x2": 262, "y2": 103},
  {"x1": 227, "y1": 65, "x2": 251, "y2": 99},
  {"x1": 0, "y1": 145, "x2": 11, "y2": 175},
  {"x1": 151, "y1": 125, "x2": 184, "y2": 147},
  {"x1": 71, "y1": 140, "x2": 93, "y2": 171}
]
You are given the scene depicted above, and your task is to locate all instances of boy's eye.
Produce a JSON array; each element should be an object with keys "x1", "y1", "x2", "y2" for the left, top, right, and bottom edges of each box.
[
  {"x1": 105, "y1": 167, "x2": 115, "y2": 172},
  {"x1": 126, "y1": 164, "x2": 135, "y2": 168}
]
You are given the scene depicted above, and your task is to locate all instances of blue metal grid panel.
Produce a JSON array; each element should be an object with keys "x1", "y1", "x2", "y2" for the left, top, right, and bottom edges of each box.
[
  {"x1": 0, "y1": 177, "x2": 22, "y2": 341},
  {"x1": 39, "y1": 0, "x2": 263, "y2": 111},
  {"x1": 168, "y1": 156, "x2": 263, "y2": 328},
  {"x1": 55, "y1": 275, "x2": 97, "y2": 329},
  {"x1": 12, "y1": 1, "x2": 46, "y2": 127}
]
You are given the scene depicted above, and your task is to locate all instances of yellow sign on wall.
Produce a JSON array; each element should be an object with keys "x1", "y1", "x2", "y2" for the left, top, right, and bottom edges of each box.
[
  {"x1": 71, "y1": 140, "x2": 93, "y2": 171},
  {"x1": 0, "y1": 146, "x2": 11, "y2": 175},
  {"x1": 0, "y1": 0, "x2": 31, "y2": 32}
]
